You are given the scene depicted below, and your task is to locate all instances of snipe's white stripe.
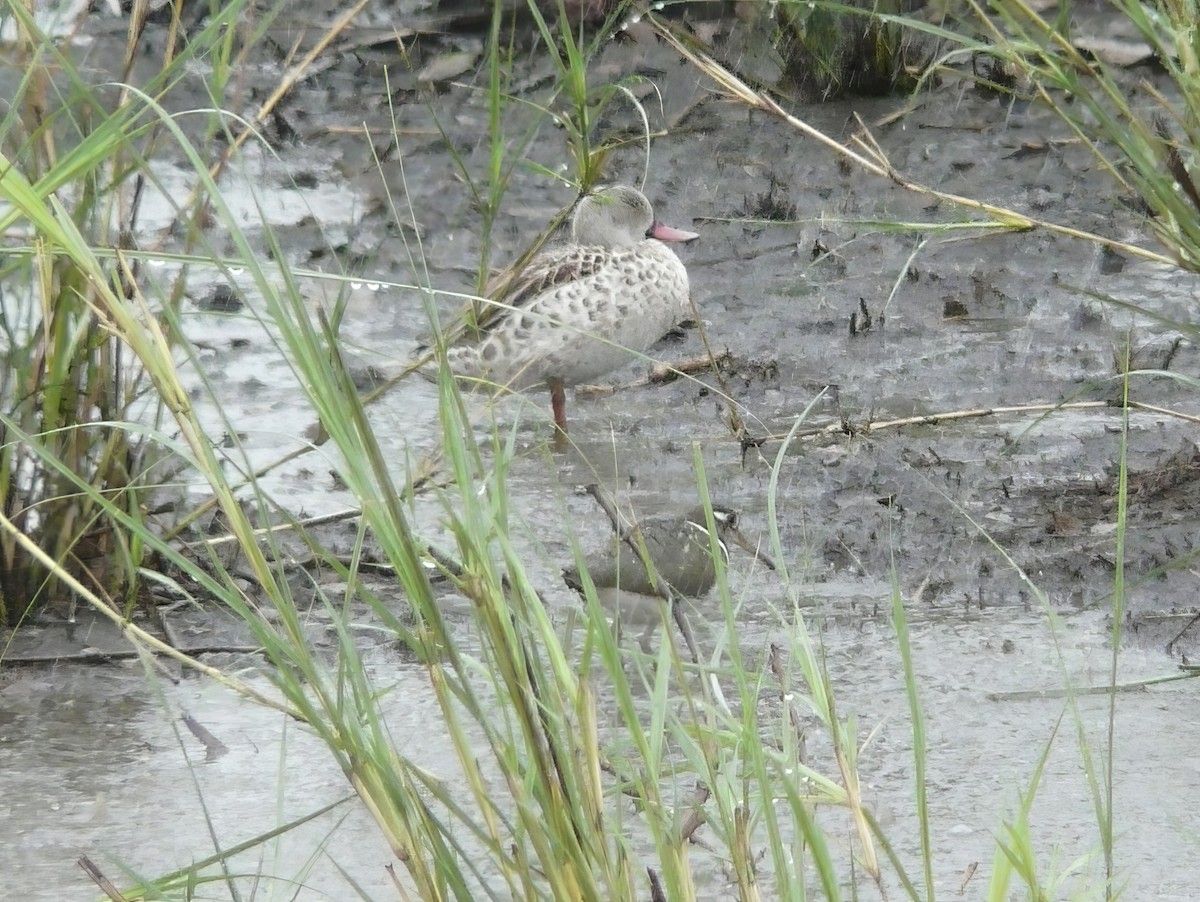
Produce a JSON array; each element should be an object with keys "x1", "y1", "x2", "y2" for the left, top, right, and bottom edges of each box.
[{"x1": 686, "y1": 520, "x2": 729, "y2": 562}]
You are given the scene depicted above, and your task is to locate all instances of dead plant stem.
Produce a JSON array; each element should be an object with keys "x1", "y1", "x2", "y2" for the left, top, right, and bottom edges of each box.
[
  {"x1": 763, "y1": 399, "x2": 1198, "y2": 444},
  {"x1": 650, "y1": 16, "x2": 1177, "y2": 268}
]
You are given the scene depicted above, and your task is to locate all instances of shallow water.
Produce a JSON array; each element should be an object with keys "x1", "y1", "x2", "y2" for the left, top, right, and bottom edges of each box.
[{"x1": 4, "y1": 609, "x2": 1196, "y2": 899}]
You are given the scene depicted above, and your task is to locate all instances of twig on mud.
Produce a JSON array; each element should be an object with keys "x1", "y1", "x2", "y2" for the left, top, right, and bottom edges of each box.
[
  {"x1": 767, "y1": 642, "x2": 808, "y2": 763},
  {"x1": 78, "y1": 855, "x2": 127, "y2": 902},
  {"x1": 678, "y1": 783, "x2": 712, "y2": 843},
  {"x1": 575, "y1": 351, "x2": 732, "y2": 396},
  {"x1": 987, "y1": 670, "x2": 1200, "y2": 701},
  {"x1": 167, "y1": 449, "x2": 443, "y2": 542},
  {"x1": 1126, "y1": 400, "x2": 1200, "y2": 425},
  {"x1": 762, "y1": 399, "x2": 1200, "y2": 445},
  {"x1": 200, "y1": 507, "x2": 364, "y2": 548},
  {"x1": 197, "y1": 504, "x2": 473, "y2": 579},
  {"x1": 683, "y1": 296, "x2": 757, "y2": 447},
  {"x1": 0, "y1": 644, "x2": 262, "y2": 666},
  {"x1": 1164, "y1": 608, "x2": 1200, "y2": 655}
]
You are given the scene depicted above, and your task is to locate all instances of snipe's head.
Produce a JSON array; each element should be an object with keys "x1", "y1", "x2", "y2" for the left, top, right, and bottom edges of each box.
[
  {"x1": 682, "y1": 505, "x2": 740, "y2": 561},
  {"x1": 683, "y1": 505, "x2": 776, "y2": 571}
]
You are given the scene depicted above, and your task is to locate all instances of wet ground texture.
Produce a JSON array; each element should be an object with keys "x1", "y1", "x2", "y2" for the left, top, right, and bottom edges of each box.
[{"x1": 3, "y1": 1, "x2": 1200, "y2": 899}]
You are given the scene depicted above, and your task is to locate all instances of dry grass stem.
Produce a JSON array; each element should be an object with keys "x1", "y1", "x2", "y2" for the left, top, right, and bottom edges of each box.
[
  {"x1": 0, "y1": 509, "x2": 299, "y2": 718},
  {"x1": 651, "y1": 14, "x2": 1178, "y2": 268},
  {"x1": 761, "y1": 398, "x2": 1200, "y2": 444}
]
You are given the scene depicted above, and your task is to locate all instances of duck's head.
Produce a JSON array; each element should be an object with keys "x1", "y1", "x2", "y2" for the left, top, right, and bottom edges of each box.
[{"x1": 572, "y1": 186, "x2": 699, "y2": 248}]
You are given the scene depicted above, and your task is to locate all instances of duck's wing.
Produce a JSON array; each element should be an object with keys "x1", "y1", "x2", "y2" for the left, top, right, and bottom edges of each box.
[
  {"x1": 437, "y1": 245, "x2": 612, "y2": 351},
  {"x1": 427, "y1": 198, "x2": 592, "y2": 350},
  {"x1": 487, "y1": 245, "x2": 612, "y2": 319}
]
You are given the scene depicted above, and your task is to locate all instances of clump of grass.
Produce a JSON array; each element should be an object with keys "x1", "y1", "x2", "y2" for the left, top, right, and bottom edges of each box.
[
  {"x1": 0, "y1": 3, "x2": 166, "y2": 624},
  {"x1": 0, "y1": 17, "x2": 900, "y2": 895},
  {"x1": 0, "y1": 253, "x2": 152, "y2": 625},
  {"x1": 0, "y1": 0, "x2": 339, "y2": 627},
  {"x1": 766, "y1": 0, "x2": 925, "y2": 99}
]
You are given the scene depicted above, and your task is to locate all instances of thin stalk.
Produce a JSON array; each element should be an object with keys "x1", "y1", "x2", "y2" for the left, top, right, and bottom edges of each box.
[{"x1": 1103, "y1": 348, "x2": 1133, "y2": 898}]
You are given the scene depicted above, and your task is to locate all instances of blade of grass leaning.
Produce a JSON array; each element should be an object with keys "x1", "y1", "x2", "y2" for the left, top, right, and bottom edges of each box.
[
  {"x1": 889, "y1": 558, "x2": 933, "y2": 901},
  {"x1": 6, "y1": 69, "x2": 492, "y2": 894},
  {"x1": 985, "y1": 714, "x2": 1062, "y2": 900}
]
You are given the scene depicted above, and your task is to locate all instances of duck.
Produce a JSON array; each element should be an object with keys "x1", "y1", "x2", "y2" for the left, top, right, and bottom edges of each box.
[
  {"x1": 444, "y1": 185, "x2": 698, "y2": 435},
  {"x1": 563, "y1": 504, "x2": 775, "y2": 649}
]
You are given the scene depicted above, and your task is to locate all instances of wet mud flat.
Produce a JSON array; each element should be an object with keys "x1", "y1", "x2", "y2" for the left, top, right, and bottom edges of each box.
[{"x1": 3, "y1": 1, "x2": 1200, "y2": 899}]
